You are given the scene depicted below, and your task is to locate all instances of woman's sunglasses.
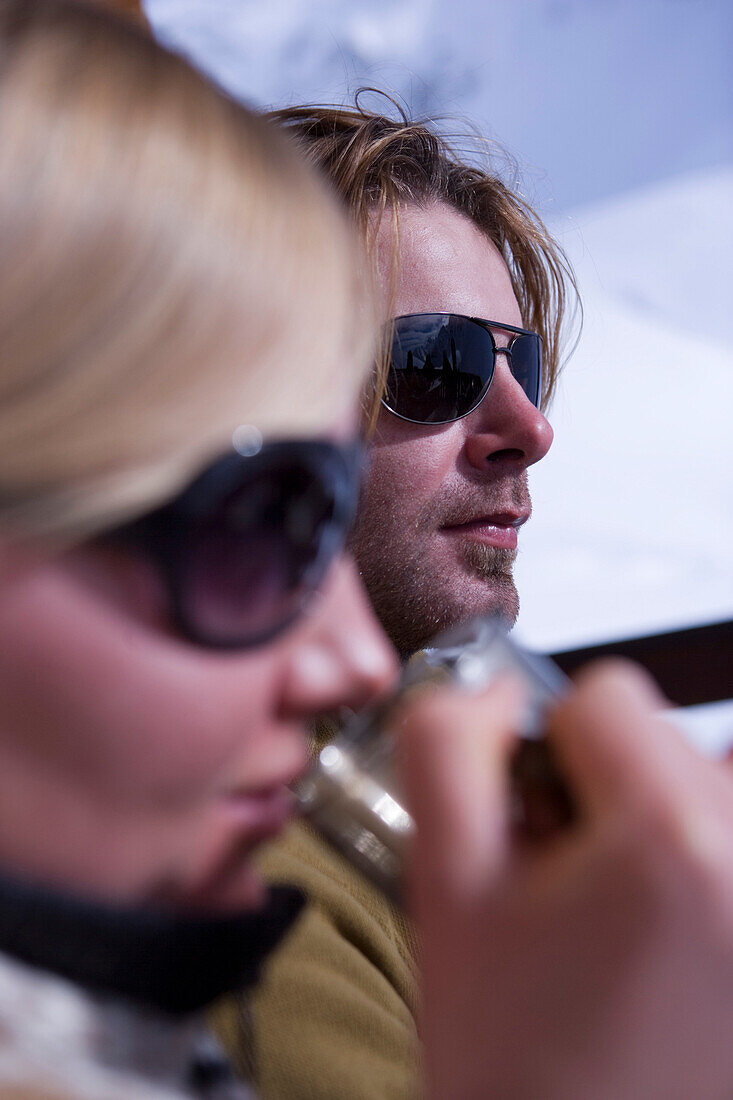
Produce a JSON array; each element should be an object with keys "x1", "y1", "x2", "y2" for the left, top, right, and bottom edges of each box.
[
  {"x1": 384, "y1": 312, "x2": 543, "y2": 425},
  {"x1": 103, "y1": 438, "x2": 362, "y2": 650}
]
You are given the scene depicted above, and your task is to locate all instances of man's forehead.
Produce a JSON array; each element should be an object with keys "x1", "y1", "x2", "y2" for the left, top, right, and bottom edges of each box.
[{"x1": 372, "y1": 201, "x2": 522, "y2": 328}]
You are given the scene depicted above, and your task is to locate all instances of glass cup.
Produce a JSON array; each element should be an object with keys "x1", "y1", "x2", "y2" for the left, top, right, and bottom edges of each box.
[{"x1": 293, "y1": 616, "x2": 576, "y2": 904}]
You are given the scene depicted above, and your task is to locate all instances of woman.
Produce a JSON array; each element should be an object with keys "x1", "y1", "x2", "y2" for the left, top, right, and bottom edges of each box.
[{"x1": 0, "y1": 3, "x2": 395, "y2": 1096}]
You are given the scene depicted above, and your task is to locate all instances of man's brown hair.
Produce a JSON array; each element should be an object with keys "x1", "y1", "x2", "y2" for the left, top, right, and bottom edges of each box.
[
  {"x1": 91, "y1": 0, "x2": 147, "y2": 26},
  {"x1": 270, "y1": 98, "x2": 579, "y2": 426}
]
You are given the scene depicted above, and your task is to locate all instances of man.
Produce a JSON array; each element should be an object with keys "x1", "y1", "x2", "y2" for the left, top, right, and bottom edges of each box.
[
  {"x1": 210, "y1": 102, "x2": 733, "y2": 1100},
  {"x1": 213, "y1": 103, "x2": 576, "y2": 1098}
]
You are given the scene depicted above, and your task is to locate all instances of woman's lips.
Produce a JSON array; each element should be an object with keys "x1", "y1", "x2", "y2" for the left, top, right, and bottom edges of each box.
[
  {"x1": 184, "y1": 787, "x2": 296, "y2": 912},
  {"x1": 220, "y1": 785, "x2": 295, "y2": 838},
  {"x1": 441, "y1": 514, "x2": 527, "y2": 551}
]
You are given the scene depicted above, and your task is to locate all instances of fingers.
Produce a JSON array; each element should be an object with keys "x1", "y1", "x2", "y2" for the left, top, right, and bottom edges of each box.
[
  {"x1": 397, "y1": 675, "x2": 523, "y2": 906},
  {"x1": 548, "y1": 659, "x2": 706, "y2": 822}
]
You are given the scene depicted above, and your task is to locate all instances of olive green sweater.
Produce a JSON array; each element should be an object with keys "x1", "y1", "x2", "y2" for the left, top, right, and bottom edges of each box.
[{"x1": 214, "y1": 819, "x2": 422, "y2": 1099}]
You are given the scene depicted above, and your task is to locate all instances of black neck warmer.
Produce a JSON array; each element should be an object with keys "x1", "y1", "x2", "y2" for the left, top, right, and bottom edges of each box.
[{"x1": 0, "y1": 868, "x2": 304, "y2": 1016}]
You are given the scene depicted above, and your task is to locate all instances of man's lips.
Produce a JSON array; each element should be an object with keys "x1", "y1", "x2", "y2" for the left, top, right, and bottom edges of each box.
[{"x1": 440, "y1": 512, "x2": 528, "y2": 551}]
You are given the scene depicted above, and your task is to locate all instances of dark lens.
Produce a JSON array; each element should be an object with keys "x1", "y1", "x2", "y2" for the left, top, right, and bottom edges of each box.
[
  {"x1": 507, "y1": 332, "x2": 542, "y2": 407},
  {"x1": 385, "y1": 315, "x2": 495, "y2": 424},
  {"x1": 182, "y1": 461, "x2": 337, "y2": 645}
]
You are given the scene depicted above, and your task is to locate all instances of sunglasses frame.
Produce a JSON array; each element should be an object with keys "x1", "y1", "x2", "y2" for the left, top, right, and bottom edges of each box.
[
  {"x1": 104, "y1": 438, "x2": 364, "y2": 651},
  {"x1": 382, "y1": 312, "x2": 543, "y2": 426}
]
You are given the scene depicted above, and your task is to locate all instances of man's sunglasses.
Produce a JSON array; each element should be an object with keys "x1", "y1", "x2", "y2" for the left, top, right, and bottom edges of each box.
[
  {"x1": 103, "y1": 438, "x2": 362, "y2": 650},
  {"x1": 384, "y1": 312, "x2": 543, "y2": 425}
]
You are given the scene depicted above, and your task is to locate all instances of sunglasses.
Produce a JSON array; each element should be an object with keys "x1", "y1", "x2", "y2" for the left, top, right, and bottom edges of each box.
[
  {"x1": 103, "y1": 438, "x2": 363, "y2": 650},
  {"x1": 384, "y1": 313, "x2": 543, "y2": 425}
]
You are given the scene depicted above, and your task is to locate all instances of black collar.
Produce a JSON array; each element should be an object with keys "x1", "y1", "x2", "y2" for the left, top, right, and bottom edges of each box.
[{"x1": 0, "y1": 868, "x2": 304, "y2": 1016}]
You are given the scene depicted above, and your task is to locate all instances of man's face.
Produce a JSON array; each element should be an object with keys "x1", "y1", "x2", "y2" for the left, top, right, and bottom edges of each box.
[{"x1": 350, "y1": 201, "x2": 554, "y2": 656}]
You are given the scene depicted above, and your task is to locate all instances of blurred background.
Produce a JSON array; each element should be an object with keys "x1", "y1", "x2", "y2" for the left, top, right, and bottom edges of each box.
[{"x1": 145, "y1": 0, "x2": 732, "y2": 740}]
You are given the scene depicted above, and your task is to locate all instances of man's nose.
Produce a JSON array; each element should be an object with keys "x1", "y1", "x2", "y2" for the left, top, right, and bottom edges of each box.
[
  {"x1": 279, "y1": 556, "x2": 398, "y2": 719},
  {"x1": 463, "y1": 358, "x2": 553, "y2": 472}
]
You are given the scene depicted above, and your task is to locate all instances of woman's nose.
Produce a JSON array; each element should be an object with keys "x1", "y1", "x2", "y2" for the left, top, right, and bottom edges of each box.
[{"x1": 279, "y1": 555, "x2": 398, "y2": 719}]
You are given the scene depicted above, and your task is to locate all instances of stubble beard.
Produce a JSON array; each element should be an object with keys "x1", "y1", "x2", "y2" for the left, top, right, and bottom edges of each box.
[{"x1": 351, "y1": 523, "x2": 520, "y2": 660}]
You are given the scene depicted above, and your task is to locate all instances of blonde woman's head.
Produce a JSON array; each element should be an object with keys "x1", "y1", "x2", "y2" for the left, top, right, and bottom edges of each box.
[
  {"x1": 0, "y1": 0, "x2": 395, "y2": 916},
  {"x1": 0, "y1": 0, "x2": 371, "y2": 543}
]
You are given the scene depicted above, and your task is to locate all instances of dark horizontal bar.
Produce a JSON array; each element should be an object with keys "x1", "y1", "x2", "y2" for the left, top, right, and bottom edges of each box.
[{"x1": 549, "y1": 619, "x2": 733, "y2": 707}]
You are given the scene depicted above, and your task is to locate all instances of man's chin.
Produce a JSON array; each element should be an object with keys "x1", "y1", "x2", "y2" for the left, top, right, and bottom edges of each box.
[
  {"x1": 356, "y1": 539, "x2": 520, "y2": 658},
  {"x1": 475, "y1": 574, "x2": 519, "y2": 628},
  {"x1": 379, "y1": 573, "x2": 519, "y2": 658},
  {"x1": 460, "y1": 545, "x2": 519, "y2": 624},
  {"x1": 451, "y1": 572, "x2": 519, "y2": 632}
]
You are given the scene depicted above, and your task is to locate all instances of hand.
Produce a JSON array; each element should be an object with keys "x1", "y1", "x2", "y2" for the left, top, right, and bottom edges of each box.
[{"x1": 399, "y1": 663, "x2": 733, "y2": 1100}]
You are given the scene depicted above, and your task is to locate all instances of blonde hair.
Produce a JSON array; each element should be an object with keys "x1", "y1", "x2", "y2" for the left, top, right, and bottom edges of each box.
[
  {"x1": 0, "y1": 1, "x2": 370, "y2": 542},
  {"x1": 271, "y1": 100, "x2": 579, "y2": 428}
]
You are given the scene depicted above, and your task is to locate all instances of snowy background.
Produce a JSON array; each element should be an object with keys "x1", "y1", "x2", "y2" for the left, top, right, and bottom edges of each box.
[{"x1": 144, "y1": 0, "x2": 732, "y2": 729}]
